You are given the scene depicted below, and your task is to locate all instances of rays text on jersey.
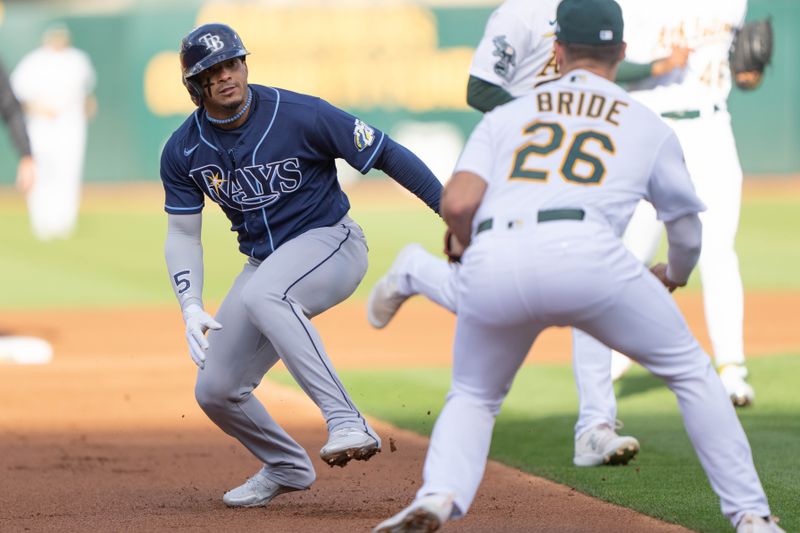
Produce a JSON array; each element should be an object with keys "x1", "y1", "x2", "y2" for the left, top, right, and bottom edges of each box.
[{"x1": 189, "y1": 158, "x2": 302, "y2": 211}]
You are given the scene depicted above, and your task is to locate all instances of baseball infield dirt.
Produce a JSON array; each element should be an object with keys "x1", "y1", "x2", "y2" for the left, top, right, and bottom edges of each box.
[{"x1": 2, "y1": 291, "x2": 798, "y2": 532}]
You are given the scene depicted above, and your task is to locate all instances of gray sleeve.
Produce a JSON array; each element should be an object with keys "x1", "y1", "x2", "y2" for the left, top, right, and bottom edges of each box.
[
  {"x1": 664, "y1": 213, "x2": 702, "y2": 286},
  {"x1": 0, "y1": 61, "x2": 32, "y2": 157},
  {"x1": 165, "y1": 213, "x2": 204, "y2": 313}
]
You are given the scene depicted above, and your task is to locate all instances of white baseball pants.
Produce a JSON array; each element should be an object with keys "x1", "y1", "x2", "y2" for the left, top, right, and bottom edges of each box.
[
  {"x1": 417, "y1": 220, "x2": 769, "y2": 527},
  {"x1": 26, "y1": 116, "x2": 87, "y2": 240}
]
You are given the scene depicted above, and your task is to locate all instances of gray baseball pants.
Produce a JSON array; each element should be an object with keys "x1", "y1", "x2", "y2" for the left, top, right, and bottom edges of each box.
[{"x1": 195, "y1": 215, "x2": 378, "y2": 489}]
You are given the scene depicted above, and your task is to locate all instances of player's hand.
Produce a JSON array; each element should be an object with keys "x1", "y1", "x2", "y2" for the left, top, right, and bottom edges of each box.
[
  {"x1": 735, "y1": 70, "x2": 763, "y2": 90},
  {"x1": 649, "y1": 263, "x2": 684, "y2": 293},
  {"x1": 443, "y1": 227, "x2": 465, "y2": 263},
  {"x1": 15, "y1": 155, "x2": 36, "y2": 194},
  {"x1": 183, "y1": 304, "x2": 222, "y2": 369},
  {"x1": 652, "y1": 46, "x2": 692, "y2": 77}
]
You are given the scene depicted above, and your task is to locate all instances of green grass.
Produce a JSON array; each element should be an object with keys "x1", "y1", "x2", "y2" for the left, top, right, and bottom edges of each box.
[
  {"x1": 0, "y1": 195, "x2": 449, "y2": 308},
  {"x1": 0, "y1": 183, "x2": 797, "y2": 308},
  {"x1": 2, "y1": 183, "x2": 798, "y2": 530},
  {"x1": 644, "y1": 191, "x2": 800, "y2": 290},
  {"x1": 736, "y1": 194, "x2": 800, "y2": 289},
  {"x1": 271, "y1": 355, "x2": 800, "y2": 533}
]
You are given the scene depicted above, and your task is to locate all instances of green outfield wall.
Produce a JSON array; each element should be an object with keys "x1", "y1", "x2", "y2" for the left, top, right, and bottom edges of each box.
[{"x1": 0, "y1": 0, "x2": 797, "y2": 183}]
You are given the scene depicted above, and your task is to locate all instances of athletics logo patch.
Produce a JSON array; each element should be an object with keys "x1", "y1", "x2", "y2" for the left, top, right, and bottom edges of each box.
[
  {"x1": 353, "y1": 119, "x2": 375, "y2": 152},
  {"x1": 492, "y1": 35, "x2": 516, "y2": 80}
]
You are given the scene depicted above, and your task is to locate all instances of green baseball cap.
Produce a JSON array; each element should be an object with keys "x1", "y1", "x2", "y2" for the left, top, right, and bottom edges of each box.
[{"x1": 556, "y1": 0, "x2": 624, "y2": 45}]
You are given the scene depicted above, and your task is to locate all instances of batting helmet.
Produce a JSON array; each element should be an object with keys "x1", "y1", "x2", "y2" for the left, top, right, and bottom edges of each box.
[{"x1": 180, "y1": 23, "x2": 249, "y2": 104}]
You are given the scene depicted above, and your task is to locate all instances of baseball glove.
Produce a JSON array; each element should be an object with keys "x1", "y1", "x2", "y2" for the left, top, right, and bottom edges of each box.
[
  {"x1": 730, "y1": 18, "x2": 773, "y2": 90},
  {"x1": 443, "y1": 228, "x2": 465, "y2": 263}
]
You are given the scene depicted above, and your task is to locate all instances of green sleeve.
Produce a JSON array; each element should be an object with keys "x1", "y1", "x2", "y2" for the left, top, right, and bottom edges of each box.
[
  {"x1": 466, "y1": 75, "x2": 515, "y2": 113},
  {"x1": 615, "y1": 60, "x2": 656, "y2": 83}
]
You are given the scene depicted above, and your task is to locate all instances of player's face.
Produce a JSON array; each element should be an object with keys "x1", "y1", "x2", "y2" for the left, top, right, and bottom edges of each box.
[{"x1": 199, "y1": 57, "x2": 249, "y2": 114}]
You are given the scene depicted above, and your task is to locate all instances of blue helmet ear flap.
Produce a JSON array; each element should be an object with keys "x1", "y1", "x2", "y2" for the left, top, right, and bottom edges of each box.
[{"x1": 183, "y1": 75, "x2": 203, "y2": 106}]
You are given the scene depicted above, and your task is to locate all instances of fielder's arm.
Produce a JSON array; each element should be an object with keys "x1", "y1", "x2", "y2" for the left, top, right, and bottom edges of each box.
[
  {"x1": 616, "y1": 46, "x2": 691, "y2": 83},
  {"x1": 441, "y1": 171, "x2": 488, "y2": 247},
  {"x1": 0, "y1": 60, "x2": 33, "y2": 164},
  {"x1": 661, "y1": 213, "x2": 702, "y2": 289},
  {"x1": 646, "y1": 131, "x2": 706, "y2": 291},
  {"x1": 466, "y1": 75, "x2": 515, "y2": 113}
]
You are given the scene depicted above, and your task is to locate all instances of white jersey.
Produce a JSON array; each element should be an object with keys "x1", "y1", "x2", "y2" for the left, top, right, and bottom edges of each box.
[
  {"x1": 455, "y1": 70, "x2": 705, "y2": 237},
  {"x1": 468, "y1": 0, "x2": 561, "y2": 97},
  {"x1": 617, "y1": 0, "x2": 747, "y2": 113},
  {"x1": 11, "y1": 46, "x2": 96, "y2": 122}
]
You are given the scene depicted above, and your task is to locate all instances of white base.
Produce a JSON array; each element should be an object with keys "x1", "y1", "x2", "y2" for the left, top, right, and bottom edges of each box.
[{"x1": 0, "y1": 336, "x2": 53, "y2": 365}]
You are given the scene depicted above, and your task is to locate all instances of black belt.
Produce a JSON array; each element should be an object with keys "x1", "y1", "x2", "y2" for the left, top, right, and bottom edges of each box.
[
  {"x1": 660, "y1": 105, "x2": 720, "y2": 121},
  {"x1": 476, "y1": 208, "x2": 585, "y2": 235}
]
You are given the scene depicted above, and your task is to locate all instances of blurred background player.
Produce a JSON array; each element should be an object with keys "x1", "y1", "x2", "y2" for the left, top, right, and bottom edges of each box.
[
  {"x1": 0, "y1": 57, "x2": 53, "y2": 365},
  {"x1": 605, "y1": 0, "x2": 759, "y2": 407},
  {"x1": 0, "y1": 59, "x2": 35, "y2": 193},
  {"x1": 11, "y1": 23, "x2": 96, "y2": 241}
]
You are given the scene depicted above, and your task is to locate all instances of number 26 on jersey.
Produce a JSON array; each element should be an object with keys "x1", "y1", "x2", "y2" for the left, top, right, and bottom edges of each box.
[{"x1": 509, "y1": 121, "x2": 615, "y2": 185}]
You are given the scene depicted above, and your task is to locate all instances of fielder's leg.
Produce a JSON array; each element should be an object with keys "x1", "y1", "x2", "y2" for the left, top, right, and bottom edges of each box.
[
  {"x1": 608, "y1": 199, "x2": 663, "y2": 380},
  {"x1": 368, "y1": 244, "x2": 457, "y2": 328},
  {"x1": 571, "y1": 202, "x2": 661, "y2": 462},
  {"x1": 576, "y1": 271, "x2": 771, "y2": 527},
  {"x1": 672, "y1": 114, "x2": 750, "y2": 405},
  {"x1": 571, "y1": 329, "x2": 617, "y2": 435},
  {"x1": 418, "y1": 316, "x2": 540, "y2": 519}
]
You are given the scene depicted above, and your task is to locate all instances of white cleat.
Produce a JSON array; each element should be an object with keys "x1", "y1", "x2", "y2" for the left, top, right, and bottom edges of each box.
[
  {"x1": 367, "y1": 244, "x2": 424, "y2": 329},
  {"x1": 222, "y1": 466, "x2": 302, "y2": 507},
  {"x1": 574, "y1": 422, "x2": 640, "y2": 467},
  {"x1": 320, "y1": 426, "x2": 381, "y2": 467},
  {"x1": 610, "y1": 350, "x2": 633, "y2": 382},
  {"x1": 736, "y1": 514, "x2": 785, "y2": 533},
  {"x1": 719, "y1": 364, "x2": 755, "y2": 408},
  {"x1": 373, "y1": 493, "x2": 454, "y2": 533}
]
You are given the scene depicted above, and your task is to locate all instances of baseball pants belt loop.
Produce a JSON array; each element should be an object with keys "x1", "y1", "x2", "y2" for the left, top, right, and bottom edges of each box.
[{"x1": 475, "y1": 208, "x2": 586, "y2": 235}]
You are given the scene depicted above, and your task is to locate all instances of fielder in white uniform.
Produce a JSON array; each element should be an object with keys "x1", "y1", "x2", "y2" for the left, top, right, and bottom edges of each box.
[
  {"x1": 466, "y1": 0, "x2": 561, "y2": 111},
  {"x1": 11, "y1": 24, "x2": 96, "y2": 241},
  {"x1": 370, "y1": 0, "x2": 663, "y2": 467},
  {"x1": 604, "y1": 0, "x2": 755, "y2": 407},
  {"x1": 374, "y1": 2, "x2": 782, "y2": 532}
]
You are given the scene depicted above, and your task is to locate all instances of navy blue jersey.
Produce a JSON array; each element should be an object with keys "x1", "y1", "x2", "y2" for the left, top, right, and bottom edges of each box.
[{"x1": 161, "y1": 85, "x2": 387, "y2": 260}]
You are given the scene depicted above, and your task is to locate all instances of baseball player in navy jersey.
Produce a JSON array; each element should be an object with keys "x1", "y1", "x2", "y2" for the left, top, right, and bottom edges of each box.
[
  {"x1": 374, "y1": 2, "x2": 782, "y2": 531},
  {"x1": 160, "y1": 23, "x2": 441, "y2": 508}
]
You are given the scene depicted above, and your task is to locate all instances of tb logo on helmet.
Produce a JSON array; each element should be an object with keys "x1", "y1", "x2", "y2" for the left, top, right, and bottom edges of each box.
[{"x1": 199, "y1": 33, "x2": 225, "y2": 53}]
